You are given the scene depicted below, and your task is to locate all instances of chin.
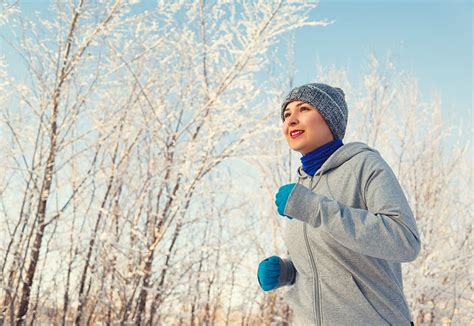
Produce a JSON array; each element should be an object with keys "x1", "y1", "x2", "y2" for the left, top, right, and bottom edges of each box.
[
  {"x1": 291, "y1": 146, "x2": 305, "y2": 154},
  {"x1": 286, "y1": 139, "x2": 307, "y2": 153}
]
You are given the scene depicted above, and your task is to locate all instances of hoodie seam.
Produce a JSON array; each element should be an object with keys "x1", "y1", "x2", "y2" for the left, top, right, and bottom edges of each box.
[{"x1": 347, "y1": 159, "x2": 365, "y2": 207}]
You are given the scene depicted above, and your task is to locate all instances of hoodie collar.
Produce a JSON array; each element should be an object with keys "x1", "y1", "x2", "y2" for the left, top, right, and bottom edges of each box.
[{"x1": 296, "y1": 141, "x2": 378, "y2": 179}]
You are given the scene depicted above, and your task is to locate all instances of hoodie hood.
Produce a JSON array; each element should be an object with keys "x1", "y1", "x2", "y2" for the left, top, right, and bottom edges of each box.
[{"x1": 296, "y1": 141, "x2": 379, "y2": 179}]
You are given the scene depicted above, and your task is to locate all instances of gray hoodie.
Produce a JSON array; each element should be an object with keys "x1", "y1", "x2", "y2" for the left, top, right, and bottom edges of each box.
[{"x1": 282, "y1": 142, "x2": 420, "y2": 326}]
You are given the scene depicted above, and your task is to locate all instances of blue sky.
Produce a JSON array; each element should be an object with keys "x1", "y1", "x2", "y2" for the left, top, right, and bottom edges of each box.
[
  {"x1": 292, "y1": 0, "x2": 472, "y2": 135},
  {"x1": 2, "y1": 1, "x2": 472, "y2": 136}
]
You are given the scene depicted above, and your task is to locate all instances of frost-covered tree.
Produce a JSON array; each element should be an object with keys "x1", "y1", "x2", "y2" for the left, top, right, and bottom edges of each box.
[
  {"x1": 0, "y1": 0, "x2": 328, "y2": 324},
  {"x1": 2, "y1": 0, "x2": 469, "y2": 324}
]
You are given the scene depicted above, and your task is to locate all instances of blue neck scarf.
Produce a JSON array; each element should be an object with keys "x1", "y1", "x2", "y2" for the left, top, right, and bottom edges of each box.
[{"x1": 300, "y1": 139, "x2": 344, "y2": 176}]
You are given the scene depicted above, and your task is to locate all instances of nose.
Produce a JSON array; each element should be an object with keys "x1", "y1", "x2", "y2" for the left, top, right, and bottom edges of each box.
[{"x1": 287, "y1": 114, "x2": 298, "y2": 125}]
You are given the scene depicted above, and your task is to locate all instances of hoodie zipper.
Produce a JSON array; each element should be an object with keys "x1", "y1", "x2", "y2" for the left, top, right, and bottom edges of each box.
[{"x1": 304, "y1": 174, "x2": 323, "y2": 326}]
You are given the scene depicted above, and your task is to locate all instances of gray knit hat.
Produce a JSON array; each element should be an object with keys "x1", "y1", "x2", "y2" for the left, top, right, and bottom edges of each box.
[{"x1": 280, "y1": 83, "x2": 348, "y2": 140}]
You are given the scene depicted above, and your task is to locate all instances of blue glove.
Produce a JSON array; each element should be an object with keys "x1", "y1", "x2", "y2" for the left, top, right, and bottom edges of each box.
[
  {"x1": 257, "y1": 256, "x2": 297, "y2": 292},
  {"x1": 257, "y1": 256, "x2": 281, "y2": 291},
  {"x1": 275, "y1": 183, "x2": 296, "y2": 218}
]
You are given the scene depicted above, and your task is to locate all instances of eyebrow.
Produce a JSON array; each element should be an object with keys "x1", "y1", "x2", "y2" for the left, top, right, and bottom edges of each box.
[{"x1": 283, "y1": 102, "x2": 306, "y2": 112}]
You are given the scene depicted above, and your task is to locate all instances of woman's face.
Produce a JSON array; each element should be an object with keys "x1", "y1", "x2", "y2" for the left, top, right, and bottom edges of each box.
[{"x1": 282, "y1": 100, "x2": 334, "y2": 155}]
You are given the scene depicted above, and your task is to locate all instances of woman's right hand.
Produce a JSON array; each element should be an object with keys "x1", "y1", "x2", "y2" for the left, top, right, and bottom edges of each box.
[{"x1": 257, "y1": 256, "x2": 282, "y2": 291}]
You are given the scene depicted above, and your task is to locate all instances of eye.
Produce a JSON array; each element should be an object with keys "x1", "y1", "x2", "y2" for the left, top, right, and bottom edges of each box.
[
  {"x1": 300, "y1": 106, "x2": 309, "y2": 112},
  {"x1": 283, "y1": 112, "x2": 291, "y2": 119}
]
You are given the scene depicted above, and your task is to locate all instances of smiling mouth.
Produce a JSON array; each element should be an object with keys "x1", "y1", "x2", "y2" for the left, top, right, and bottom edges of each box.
[{"x1": 290, "y1": 130, "x2": 304, "y2": 139}]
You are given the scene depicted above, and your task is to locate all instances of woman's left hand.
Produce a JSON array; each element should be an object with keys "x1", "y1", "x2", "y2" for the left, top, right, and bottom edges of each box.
[{"x1": 275, "y1": 183, "x2": 296, "y2": 219}]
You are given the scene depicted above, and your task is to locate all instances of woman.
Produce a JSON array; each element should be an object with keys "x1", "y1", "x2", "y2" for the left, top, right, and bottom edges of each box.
[{"x1": 257, "y1": 83, "x2": 420, "y2": 325}]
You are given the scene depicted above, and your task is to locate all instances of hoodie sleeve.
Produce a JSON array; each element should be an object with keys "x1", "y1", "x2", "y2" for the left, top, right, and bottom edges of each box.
[
  {"x1": 279, "y1": 257, "x2": 297, "y2": 286},
  {"x1": 284, "y1": 152, "x2": 421, "y2": 263}
]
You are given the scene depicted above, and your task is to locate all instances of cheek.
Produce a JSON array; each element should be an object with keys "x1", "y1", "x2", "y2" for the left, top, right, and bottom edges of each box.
[
  {"x1": 306, "y1": 114, "x2": 326, "y2": 131},
  {"x1": 303, "y1": 115, "x2": 317, "y2": 130}
]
